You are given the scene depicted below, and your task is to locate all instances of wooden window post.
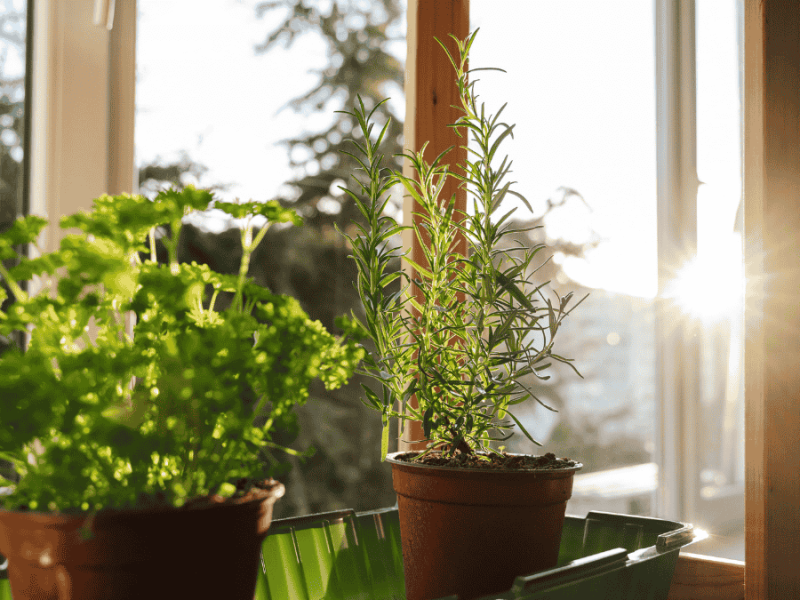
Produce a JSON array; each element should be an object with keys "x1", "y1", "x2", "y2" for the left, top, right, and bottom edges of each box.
[
  {"x1": 30, "y1": 0, "x2": 136, "y2": 254},
  {"x1": 399, "y1": 0, "x2": 469, "y2": 452},
  {"x1": 743, "y1": 0, "x2": 800, "y2": 597}
]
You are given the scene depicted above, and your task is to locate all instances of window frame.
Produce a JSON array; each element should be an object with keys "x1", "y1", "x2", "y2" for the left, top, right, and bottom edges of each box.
[
  {"x1": 29, "y1": 0, "x2": 135, "y2": 254},
  {"x1": 654, "y1": 0, "x2": 747, "y2": 531},
  {"x1": 654, "y1": 0, "x2": 703, "y2": 525},
  {"x1": 406, "y1": 0, "x2": 747, "y2": 531},
  {"x1": 30, "y1": 0, "x2": 799, "y2": 596},
  {"x1": 742, "y1": 0, "x2": 800, "y2": 597},
  {"x1": 407, "y1": 0, "x2": 794, "y2": 597}
]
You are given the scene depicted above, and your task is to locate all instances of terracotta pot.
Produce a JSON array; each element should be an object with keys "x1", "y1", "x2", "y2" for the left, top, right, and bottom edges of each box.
[
  {"x1": 0, "y1": 480, "x2": 284, "y2": 600},
  {"x1": 387, "y1": 452, "x2": 581, "y2": 600}
]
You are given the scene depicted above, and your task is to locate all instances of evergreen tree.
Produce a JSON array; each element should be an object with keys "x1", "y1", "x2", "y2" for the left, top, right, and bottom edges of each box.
[
  {"x1": 0, "y1": 1, "x2": 26, "y2": 482},
  {"x1": 0, "y1": 0, "x2": 27, "y2": 229},
  {"x1": 251, "y1": 0, "x2": 406, "y2": 516},
  {"x1": 255, "y1": 0, "x2": 405, "y2": 228}
]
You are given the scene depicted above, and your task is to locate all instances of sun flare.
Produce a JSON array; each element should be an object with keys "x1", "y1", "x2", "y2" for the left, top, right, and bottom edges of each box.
[{"x1": 666, "y1": 246, "x2": 745, "y2": 323}]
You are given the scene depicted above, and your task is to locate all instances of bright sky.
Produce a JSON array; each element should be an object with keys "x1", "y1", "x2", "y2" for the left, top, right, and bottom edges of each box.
[
  {"x1": 136, "y1": 0, "x2": 329, "y2": 203},
  {"x1": 470, "y1": 0, "x2": 658, "y2": 298},
  {"x1": 136, "y1": 0, "x2": 742, "y2": 301}
]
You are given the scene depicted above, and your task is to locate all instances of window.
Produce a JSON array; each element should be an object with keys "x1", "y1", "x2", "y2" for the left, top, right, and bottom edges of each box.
[
  {"x1": 134, "y1": 0, "x2": 407, "y2": 518},
  {"x1": 0, "y1": 0, "x2": 28, "y2": 228},
  {"x1": 463, "y1": 0, "x2": 745, "y2": 558},
  {"x1": 0, "y1": 0, "x2": 30, "y2": 483},
  {"x1": 20, "y1": 1, "x2": 800, "y2": 593},
  {"x1": 28, "y1": 0, "x2": 136, "y2": 250},
  {"x1": 471, "y1": 0, "x2": 660, "y2": 521}
]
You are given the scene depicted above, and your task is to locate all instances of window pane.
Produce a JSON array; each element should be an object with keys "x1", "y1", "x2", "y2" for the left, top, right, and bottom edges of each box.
[
  {"x1": 136, "y1": 0, "x2": 406, "y2": 517},
  {"x1": 690, "y1": 0, "x2": 744, "y2": 560},
  {"x1": 0, "y1": 0, "x2": 28, "y2": 339},
  {"x1": 0, "y1": 0, "x2": 26, "y2": 228},
  {"x1": 470, "y1": 1, "x2": 658, "y2": 516},
  {"x1": 0, "y1": 0, "x2": 28, "y2": 485}
]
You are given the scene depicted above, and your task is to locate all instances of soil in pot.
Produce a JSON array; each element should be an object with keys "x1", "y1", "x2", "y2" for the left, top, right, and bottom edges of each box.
[
  {"x1": 388, "y1": 451, "x2": 581, "y2": 600},
  {"x1": 0, "y1": 478, "x2": 284, "y2": 600}
]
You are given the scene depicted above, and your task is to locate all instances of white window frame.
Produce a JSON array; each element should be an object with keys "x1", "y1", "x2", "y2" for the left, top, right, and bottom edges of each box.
[
  {"x1": 654, "y1": 0, "x2": 745, "y2": 530},
  {"x1": 29, "y1": 0, "x2": 136, "y2": 254}
]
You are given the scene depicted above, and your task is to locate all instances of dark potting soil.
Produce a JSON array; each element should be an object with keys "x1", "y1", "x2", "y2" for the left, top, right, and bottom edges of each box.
[
  {"x1": 395, "y1": 451, "x2": 579, "y2": 471},
  {"x1": 8, "y1": 478, "x2": 284, "y2": 514},
  {"x1": 180, "y1": 477, "x2": 284, "y2": 509}
]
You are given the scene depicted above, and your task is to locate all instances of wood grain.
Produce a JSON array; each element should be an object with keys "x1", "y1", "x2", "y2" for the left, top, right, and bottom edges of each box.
[
  {"x1": 744, "y1": 0, "x2": 800, "y2": 598},
  {"x1": 400, "y1": 0, "x2": 469, "y2": 452},
  {"x1": 668, "y1": 553, "x2": 745, "y2": 600},
  {"x1": 108, "y1": 0, "x2": 137, "y2": 195},
  {"x1": 743, "y1": 2, "x2": 765, "y2": 598}
]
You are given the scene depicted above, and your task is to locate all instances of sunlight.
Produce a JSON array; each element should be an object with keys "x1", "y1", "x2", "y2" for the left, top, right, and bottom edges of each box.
[
  {"x1": 666, "y1": 241, "x2": 745, "y2": 324},
  {"x1": 693, "y1": 527, "x2": 710, "y2": 543}
]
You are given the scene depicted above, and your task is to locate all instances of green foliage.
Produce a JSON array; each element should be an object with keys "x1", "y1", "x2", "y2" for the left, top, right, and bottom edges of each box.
[
  {"x1": 0, "y1": 187, "x2": 362, "y2": 511},
  {"x1": 339, "y1": 31, "x2": 586, "y2": 461}
]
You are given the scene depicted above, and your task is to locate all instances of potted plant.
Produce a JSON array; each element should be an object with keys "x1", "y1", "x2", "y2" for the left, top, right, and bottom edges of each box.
[
  {"x1": 0, "y1": 187, "x2": 362, "y2": 599},
  {"x1": 338, "y1": 30, "x2": 586, "y2": 600}
]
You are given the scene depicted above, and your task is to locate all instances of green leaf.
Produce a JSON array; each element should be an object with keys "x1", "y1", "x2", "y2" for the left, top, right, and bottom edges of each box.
[
  {"x1": 214, "y1": 200, "x2": 302, "y2": 225},
  {"x1": 361, "y1": 383, "x2": 382, "y2": 410},
  {"x1": 0, "y1": 215, "x2": 47, "y2": 247},
  {"x1": 495, "y1": 272, "x2": 535, "y2": 311},
  {"x1": 0, "y1": 215, "x2": 48, "y2": 260},
  {"x1": 422, "y1": 406, "x2": 434, "y2": 439},
  {"x1": 403, "y1": 256, "x2": 434, "y2": 280},
  {"x1": 507, "y1": 411, "x2": 542, "y2": 447}
]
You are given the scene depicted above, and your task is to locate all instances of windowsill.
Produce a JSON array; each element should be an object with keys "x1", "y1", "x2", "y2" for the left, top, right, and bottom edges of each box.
[
  {"x1": 569, "y1": 462, "x2": 657, "y2": 517},
  {"x1": 686, "y1": 524, "x2": 744, "y2": 562},
  {"x1": 568, "y1": 463, "x2": 745, "y2": 562}
]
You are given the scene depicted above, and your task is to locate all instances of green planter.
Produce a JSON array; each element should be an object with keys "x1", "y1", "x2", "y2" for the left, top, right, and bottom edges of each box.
[
  {"x1": 0, "y1": 559, "x2": 8, "y2": 600},
  {"x1": 1, "y1": 505, "x2": 697, "y2": 599},
  {"x1": 255, "y1": 507, "x2": 697, "y2": 600}
]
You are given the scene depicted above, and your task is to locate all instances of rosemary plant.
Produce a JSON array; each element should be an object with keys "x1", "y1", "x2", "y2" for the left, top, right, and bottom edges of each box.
[{"x1": 339, "y1": 30, "x2": 585, "y2": 461}]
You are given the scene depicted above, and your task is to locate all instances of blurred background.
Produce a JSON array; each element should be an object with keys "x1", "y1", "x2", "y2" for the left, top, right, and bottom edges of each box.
[{"x1": 0, "y1": 0, "x2": 745, "y2": 559}]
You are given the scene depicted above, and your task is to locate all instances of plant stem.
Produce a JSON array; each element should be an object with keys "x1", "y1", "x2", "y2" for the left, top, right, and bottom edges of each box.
[
  {"x1": 233, "y1": 219, "x2": 270, "y2": 313},
  {"x1": 0, "y1": 262, "x2": 28, "y2": 302},
  {"x1": 149, "y1": 227, "x2": 157, "y2": 262}
]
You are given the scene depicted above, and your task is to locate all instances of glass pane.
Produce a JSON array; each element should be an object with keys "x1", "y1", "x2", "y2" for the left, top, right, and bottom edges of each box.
[
  {"x1": 0, "y1": 0, "x2": 26, "y2": 228},
  {"x1": 689, "y1": 0, "x2": 744, "y2": 560},
  {"x1": 470, "y1": 1, "x2": 658, "y2": 516},
  {"x1": 136, "y1": 0, "x2": 406, "y2": 517},
  {"x1": 0, "y1": 0, "x2": 28, "y2": 485}
]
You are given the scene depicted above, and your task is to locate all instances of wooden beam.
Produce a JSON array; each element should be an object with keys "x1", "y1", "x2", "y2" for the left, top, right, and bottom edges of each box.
[
  {"x1": 108, "y1": 0, "x2": 137, "y2": 195},
  {"x1": 668, "y1": 553, "x2": 745, "y2": 600},
  {"x1": 30, "y1": 0, "x2": 113, "y2": 252},
  {"x1": 400, "y1": 0, "x2": 469, "y2": 452},
  {"x1": 743, "y1": 0, "x2": 800, "y2": 598}
]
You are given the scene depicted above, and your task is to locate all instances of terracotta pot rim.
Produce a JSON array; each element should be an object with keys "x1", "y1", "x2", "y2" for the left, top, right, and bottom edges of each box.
[
  {"x1": 0, "y1": 480, "x2": 285, "y2": 524},
  {"x1": 385, "y1": 451, "x2": 583, "y2": 476},
  {"x1": 393, "y1": 490, "x2": 572, "y2": 508}
]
